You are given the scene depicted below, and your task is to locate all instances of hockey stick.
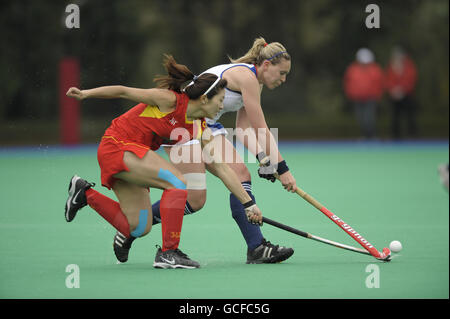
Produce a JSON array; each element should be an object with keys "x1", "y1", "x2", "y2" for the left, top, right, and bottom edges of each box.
[
  {"x1": 291, "y1": 186, "x2": 391, "y2": 261},
  {"x1": 260, "y1": 164, "x2": 391, "y2": 261},
  {"x1": 263, "y1": 216, "x2": 372, "y2": 256}
]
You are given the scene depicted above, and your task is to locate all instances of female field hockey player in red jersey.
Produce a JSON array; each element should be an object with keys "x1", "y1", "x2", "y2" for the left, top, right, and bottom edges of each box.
[
  {"x1": 149, "y1": 38, "x2": 296, "y2": 264},
  {"x1": 64, "y1": 55, "x2": 263, "y2": 269}
]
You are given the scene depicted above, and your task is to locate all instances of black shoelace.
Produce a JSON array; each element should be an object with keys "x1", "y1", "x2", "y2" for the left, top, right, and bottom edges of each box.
[
  {"x1": 174, "y1": 248, "x2": 189, "y2": 259},
  {"x1": 262, "y1": 239, "x2": 279, "y2": 252}
]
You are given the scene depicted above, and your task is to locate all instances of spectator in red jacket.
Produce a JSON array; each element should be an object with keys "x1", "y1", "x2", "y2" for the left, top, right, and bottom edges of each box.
[
  {"x1": 343, "y1": 48, "x2": 384, "y2": 140},
  {"x1": 385, "y1": 46, "x2": 418, "y2": 139}
]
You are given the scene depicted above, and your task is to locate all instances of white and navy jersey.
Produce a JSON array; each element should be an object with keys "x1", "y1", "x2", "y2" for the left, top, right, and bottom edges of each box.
[{"x1": 200, "y1": 63, "x2": 257, "y2": 124}]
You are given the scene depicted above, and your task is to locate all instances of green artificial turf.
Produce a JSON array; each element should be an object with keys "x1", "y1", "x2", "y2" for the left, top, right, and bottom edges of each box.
[{"x1": 0, "y1": 142, "x2": 448, "y2": 299}]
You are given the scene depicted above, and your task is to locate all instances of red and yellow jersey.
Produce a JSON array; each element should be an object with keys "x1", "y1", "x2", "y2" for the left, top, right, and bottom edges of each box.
[{"x1": 104, "y1": 91, "x2": 206, "y2": 150}]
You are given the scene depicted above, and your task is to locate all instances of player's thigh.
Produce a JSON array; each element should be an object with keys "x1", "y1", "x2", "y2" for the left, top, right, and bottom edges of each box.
[
  {"x1": 115, "y1": 150, "x2": 186, "y2": 190},
  {"x1": 112, "y1": 179, "x2": 152, "y2": 235},
  {"x1": 210, "y1": 134, "x2": 251, "y2": 182},
  {"x1": 164, "y1": 144, "x2": 206, "y2": 210},
  {"x1": 165, "y1": 141, "x2": 204, "y2": 166}
]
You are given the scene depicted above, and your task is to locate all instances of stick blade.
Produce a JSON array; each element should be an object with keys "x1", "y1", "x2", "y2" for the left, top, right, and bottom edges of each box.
[{"x1": 377, "y1": 247, "x2": 392, "y2": 262}]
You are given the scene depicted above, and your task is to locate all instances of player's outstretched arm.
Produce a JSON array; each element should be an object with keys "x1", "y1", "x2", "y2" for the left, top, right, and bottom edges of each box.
[
  {"x1": 66, "y1": 86, "x2": 175, "y2": 108},
  {"x1": 212, "y1": 161, "x2": 262, "y2": 225},
  {"x1": 201, "y1": 130, "x2": 262, "y2": 225}
]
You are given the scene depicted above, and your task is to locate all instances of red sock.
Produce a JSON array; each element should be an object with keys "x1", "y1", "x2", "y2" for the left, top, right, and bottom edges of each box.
[
  {"x1": 85, "y1": 188, "x2": 131, "y2": 237},
  {"x1": 159, "y1": 188, "x2": 188, "y2": 251}
]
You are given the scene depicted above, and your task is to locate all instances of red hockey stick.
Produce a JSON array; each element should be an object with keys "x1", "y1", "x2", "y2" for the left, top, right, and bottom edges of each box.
[
  {"x1": 262, "y1": 216, "x2": 373, "y2": 257},
  {"x1": 259, "y1": 161, "x2": 391, "y2": 261},
  {"x1": 293, "y1": 186, "x2": 391, "y2": 261}
]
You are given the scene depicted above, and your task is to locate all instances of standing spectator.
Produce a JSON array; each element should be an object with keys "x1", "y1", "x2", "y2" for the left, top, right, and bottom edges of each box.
[
  {"x1": 385, "y1": 46, "x2": 418, "y2": 139},
  {"x1": 343, "y1": 48, "x2": 384, "y2": 140}
]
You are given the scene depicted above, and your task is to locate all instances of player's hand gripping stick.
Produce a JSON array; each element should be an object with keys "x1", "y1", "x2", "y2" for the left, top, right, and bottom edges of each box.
[{"x1": 243, "y1": 200, "x2": 263, "y2": 226}]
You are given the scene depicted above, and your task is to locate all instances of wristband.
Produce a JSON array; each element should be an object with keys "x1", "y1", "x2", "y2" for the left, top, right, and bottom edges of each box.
[
  {"x1": 256, "y1": 152, "x2": 267, "y2": 163},
  {"x1": 276, "y1": 160, "x2": 289, "y2": 175},
  {"x1": 243, "y1": 200, "x2": 255, "y2": 209}
]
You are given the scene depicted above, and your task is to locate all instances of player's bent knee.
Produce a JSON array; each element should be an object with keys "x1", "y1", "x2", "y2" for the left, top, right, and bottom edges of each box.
[
  {"x1": 184, "y1": 173, "x2": 206, "y2": 211},
  {"x1": 234, "y1": 164, "x2": 251, "y2": 181},
  {"x1": 183, "y1": 173, "x2": 206, "y2": 191},
  {"x1": 158, "y1": 168, "x2": 186, "y2": 190},
  {"x1": 187, "y1": 196, "x2": 206, "y2": 212}
]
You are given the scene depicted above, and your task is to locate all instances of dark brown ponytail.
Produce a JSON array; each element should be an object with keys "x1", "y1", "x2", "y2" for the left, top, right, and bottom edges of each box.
[
  {"x1": 154, "y1": 54, "x2": 227, "y2": 99},
  {"x1": 153, "y1": 54, "x2": 195, "y2": 92}
]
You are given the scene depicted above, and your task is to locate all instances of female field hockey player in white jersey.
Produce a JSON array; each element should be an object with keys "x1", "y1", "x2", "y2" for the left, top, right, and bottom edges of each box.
[{"x1": 115, "y1": 38, "x2": 297, "y2": 264}]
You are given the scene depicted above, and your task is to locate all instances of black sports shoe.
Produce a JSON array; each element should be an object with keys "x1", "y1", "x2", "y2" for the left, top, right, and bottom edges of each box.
[
  {"x1": 153, "y1": 245, "x2": 200, "y2": 269},
  {"x1": 246, "y1": 238, "x2": 294, "y2": 264},
  {"x1": 113, "y1": 231, "x2": 136, "y2": 263},
  {"x1": 64, "y1": 175, "x2": 95, "y2": 222}
]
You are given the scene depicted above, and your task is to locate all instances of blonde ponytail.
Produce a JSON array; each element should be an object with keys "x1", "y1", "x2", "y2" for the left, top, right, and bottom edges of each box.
[{"x1": 229, "y1": 37, "x2": 290, "y2": 65}]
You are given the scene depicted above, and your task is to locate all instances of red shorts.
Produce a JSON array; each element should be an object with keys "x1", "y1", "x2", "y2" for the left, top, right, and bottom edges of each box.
[{"x1": 97, "y1": 135, "x2": 150, "y2": 189}]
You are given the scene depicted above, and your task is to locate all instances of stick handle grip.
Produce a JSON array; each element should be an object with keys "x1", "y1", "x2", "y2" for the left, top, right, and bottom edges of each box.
[
  {"x1": 272, "y1": 171, "x2": 323, "y2": 210},
  {"x1": 295, "y1": 187, "x2": 323, "y2": 211}
]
